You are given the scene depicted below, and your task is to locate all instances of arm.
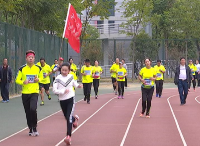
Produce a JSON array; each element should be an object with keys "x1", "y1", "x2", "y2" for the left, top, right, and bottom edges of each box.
[
  {"x1": 53, "y1": 80, "x2": 65, "y2": 94},
  {"x1": 81, "y1": 67, "x2": 86, "y2": 76},
  {"x1": 9, "y1": 67, "x2": 12, "y2": 83},
  {"x1": 15, "y1": 70, "x2": 23, "y2": 85},
  {"x1": 73, "y1": 80, "x2": 82, "y2": 88},
  {"x1": 138, "y1": 74, "x2": 145, "y2": 84},
  {"x1": 37, "y1": 69, "x2": 44, "y2": 83}
]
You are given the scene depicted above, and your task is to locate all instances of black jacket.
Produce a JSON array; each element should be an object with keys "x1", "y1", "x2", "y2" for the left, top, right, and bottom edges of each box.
[
  {"x1": 0, "y1": 65, "x2": 12, "y2": 83},
  {"x1": 174, "y1": 65, "x2": 192, "y2": 85}
]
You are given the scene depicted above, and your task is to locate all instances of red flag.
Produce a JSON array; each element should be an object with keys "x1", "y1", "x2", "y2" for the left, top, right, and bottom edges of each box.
[{"x1": 63, "y1": 4, "x2": 82, "y2": 53}]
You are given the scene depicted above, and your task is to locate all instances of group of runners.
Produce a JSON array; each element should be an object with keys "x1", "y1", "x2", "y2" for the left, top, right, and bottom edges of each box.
[{"x1": 14, "y1": 50, "x2": 200, "y2": 145}]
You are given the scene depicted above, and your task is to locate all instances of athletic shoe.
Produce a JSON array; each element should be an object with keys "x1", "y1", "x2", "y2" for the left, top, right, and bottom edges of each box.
[
  {"x1": 125, "y1": 87, "x2": 127, "y2": 89},
  {"x1": 29, "y1": 128, "x2": 33, "y2": 136},
  {"x1": 6, "y1": 100, "x2": 9, "y2": 102},
  {"x1": 122, "y1": 96, "x2": 124, "y2": 99},
  {"x1": 194, "y1": 88, "x2": 195, "y2": 91},
  {"x1": 115, "y1": 91, "x2": 118, "y2": 95},
  {"x1": 118, "y1": 96, "x2": 121, "y2": 99},
  {"x1": 40, "y1": 101, "x2": 44, "y2": 106},
  {"x1": 188, "y1": 89, "x2": 190, "y2": 92},
  {"x1": 156, "y1": 93, "x2": 159, "y2": 97},
  {"x1": 95, "y1": 95, "x2": 98, "y2": 99},
  {"x1": 146, "y1": 115, "x2": 150, "y2": 118},
  {"x1": 87, "y1": 101, "x2": 90, "y2": 104},
  {"x1": 2, "y1": 100, "x2": 6, "y2": 103},
  {"x1": 48, "y1": 95, "x2": 51, "y2": 100},
  {"x1": 84, "y1": 97, "x2": 86, "y2": 101},
  {"x1": 32, "y1": 127, "x2": 39, "y2": 136},
  {"x1": 139, "y1": 113, "x2": 144, "y2": 117},
  {"x1": 64, "y1": 135, "x2": 71, "y2": 145},
  {"x1": 159, "y1": 95, "x2": 161, "y2": 98},
  {"x1": 73, "y1": 115, "x2": 79, "y2": 129}
]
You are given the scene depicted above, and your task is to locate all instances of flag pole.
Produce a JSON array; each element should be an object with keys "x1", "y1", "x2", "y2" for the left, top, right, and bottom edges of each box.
[{"x1": 59, "y1": 3, "x2": 71, "y2": 58}]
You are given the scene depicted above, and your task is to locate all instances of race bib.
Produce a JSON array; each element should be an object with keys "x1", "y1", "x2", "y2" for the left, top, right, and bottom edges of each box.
[
  {"x1": 43, "y1": 73, "x2": 46, "y2": 78},
  {"x1": 95, "y1": 72, "x2": 100, "y2": 76},
  {"x1": 144, "y1": 79, "x2": 151, "y2": 86},
  {"x1": 192, "y1": 72, "x2": 194, "y2": 74},
  {"x1": 26, "y1": 75, "x2": 35, "y2": 83},
  {"x1": 85, "y1": 70, "x2": 91, "y2": 75},
  {"x1": 118, "y1": 72, "x2": 124, "y2": 76},
  {"x1": 157, "y1": 73, "x2": 162, "y2": 78}
]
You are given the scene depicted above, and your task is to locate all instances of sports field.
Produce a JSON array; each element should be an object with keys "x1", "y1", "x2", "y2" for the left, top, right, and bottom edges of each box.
[{"x1": 0, "y1": 83, "x2": 199, "y2": 146}]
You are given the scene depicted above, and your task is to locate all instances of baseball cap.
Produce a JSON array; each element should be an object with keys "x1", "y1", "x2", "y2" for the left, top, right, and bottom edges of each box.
[
  {"x1": 59, "y1": 57, "x2": 64, "y2": 61},
  {"x1": 119, "y1": 62, "x2": 122, "y2": 64}
]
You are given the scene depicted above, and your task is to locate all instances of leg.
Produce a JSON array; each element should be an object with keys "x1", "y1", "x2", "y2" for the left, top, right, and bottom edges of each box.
[
  {"x1": 159, "y1": 80, "x2": 164, "y2": 97},
  {"x1": 30, "y1": 93, "x2": 39, "y2": 128},
  {"x1": 96, "y1": 79, "x2": 99, "y2": 96},
  {"x1": 192, "y1": 75, "x2": 196, "y2": 89},
  {"x1": 22, "y1": 94, "x2": 31, "y2": 129},
  {"x1": 146, "y1": 87, "x2": 154, "y2": 115},
  {"x1": 83, "y1": 83, "x2": 87, "y2": 100},
  {"x1": 188, "y1": 80, "x2": 191, "y2": 89},
  {"x1": 1, "y1": 84, "x2": 6, "y2": 101},
  {"x1": 112, "y1": 78, "x2": 116, "y2": 90},
  {"x1": 177, "y1": 80, "x2": 184, "y2": 104},
  {"x1": 141, "y1": 87, "x2": 147, "y2": 114},
  {"x1": 44, "y1": 84, "x2": 51, "y2": 100},
  {"x1": 155, "y1": 80, "x2": 159, "y2": 96},
  {"x1": 182, "y1": 80, "x2": 188, "y2": 104},
  {"x1": 4, "y1": 83, "x2": 9, "y2": 101},
  {"x1": 87, "y1": 83, "x2": 92, "y2": 103},
  {"x1": 93, "y1": 79, "x2": 97, "y2": 96},
  {"x1": 121, "y1": 81, "x2": 125, "y2": 97},
  {"x1": 40, "y1": 87, "x2": 45, "y2": 105},
  {"x1": 118, "y1": 81, "x2": 122, "y2": 96}
]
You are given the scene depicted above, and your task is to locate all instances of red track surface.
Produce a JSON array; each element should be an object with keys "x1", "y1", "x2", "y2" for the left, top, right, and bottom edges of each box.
[{"x1": 1, "y1": 88, "x2": 200, "y2": 146}]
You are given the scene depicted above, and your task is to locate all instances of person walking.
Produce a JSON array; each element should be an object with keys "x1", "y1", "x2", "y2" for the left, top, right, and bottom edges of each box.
[
  {"x1": 138, "y1": 58, "x2": 156, "y2": 118},
  {"x1": 174, "y1": 57, "x2": 193, "y2": 105},
  {"x1": 116, "y1": 62, "x2": 127, "y2": 99},
  {"x1": 37, "y1": 57, "x2": 52, "y2": 106},
  {"x1": 195, "y1": 59, "x2": 200, "y2": 87},
  {"x1": 122, "y1": 59, "x2": 128, "y2": 89},
  {"x1": 53, "y1": 62, "x2": 82, "y2": 145},
  {"x1": 188, "y1": 60, "x2": 197, "y2": 91},
  {"x1": 81, "y1": 59, "x2": 93, "y2": 104},
  {"x1": 15, "y1": 50, "x2": 43, "y2": 136},
  {"x1": 110, "y1": 58, "x2": 120, "y2": 95},
  {"x1": 0, "y1": 58, "x2": 12, "y2": 103},
  {"x1": 92, "y1": 60, "x2": 103, "y2": 99},
  {"x1": 154, "y1": 60, "x2": 166, "y2": 98}
]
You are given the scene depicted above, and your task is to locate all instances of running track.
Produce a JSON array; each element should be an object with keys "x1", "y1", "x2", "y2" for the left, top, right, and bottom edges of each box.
[{"x1": 1, "y1": 88, "x2": 200, "y2": 146}]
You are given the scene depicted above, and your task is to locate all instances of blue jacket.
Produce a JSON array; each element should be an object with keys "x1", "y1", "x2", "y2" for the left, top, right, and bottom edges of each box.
[{"x1": 0, "y1": 65, "x2": 12, "y2": 83}]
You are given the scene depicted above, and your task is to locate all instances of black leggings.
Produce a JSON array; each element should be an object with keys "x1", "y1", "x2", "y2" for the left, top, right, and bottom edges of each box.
[
  {"x1": 118, "y1": 81, "x2": 125, "y2": 96},
  {"x1": 111, "y1": 77, "x2": 117, "y2": 90},
  {"x1": 83, "y1": 83, "x2": 92, "y2": 101},
  {"x1": 125, "y1": 76, "x2": 127, "y2": 87},
  {"x1": 141, "y1": 87, "x2": 154, "y2": 115},
  {"x1": 93, "y1": 79, "x2": 99, "y2": 96},
  {"x1": 155, "y1": 80, "x2": 163, "y2": 96},
  {"x1": 22, "y1": 93, "x2": 38, "y2": 129},
  {"x1": 189, "y1": 75, "x2": 196, "y2": 89},
  {"x1": 60, "y1": 97, "x2": 75, "y2": 136}
]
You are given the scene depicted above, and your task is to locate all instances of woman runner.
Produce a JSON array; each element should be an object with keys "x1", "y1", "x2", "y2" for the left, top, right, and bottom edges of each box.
[
  {"x1": 138, "y1": 58, "x2": 156, "y2": 118},
  {"x1": 53, "y1": 62, "x2": 82, "y2": 145},
  {"x1": 188, "y1": 60, "x2": 197, "y2": 91}
]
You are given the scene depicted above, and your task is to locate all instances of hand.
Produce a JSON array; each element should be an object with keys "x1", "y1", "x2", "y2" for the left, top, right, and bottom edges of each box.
[
  {"x1": 82, "y1": 73, "x2": 86, "y2": 76},
  {"x1": 23, "y1": 80, "x2": 29, "y2": 84},
  {"x1": 141, "y1": 79, "x2": 146, "y2": 84},
  {"x1": 150, "y1": 77, "x2": 155, "y2": 81},
  {"x1": 78, "y1": 84, "x2": 83, "y2": 88},
  {"x1": 64, "y1": 89, "x2": 69, "y2": 94},
  {"x1": 34, "y1": 76, "x2": 39, "y2": 83}
]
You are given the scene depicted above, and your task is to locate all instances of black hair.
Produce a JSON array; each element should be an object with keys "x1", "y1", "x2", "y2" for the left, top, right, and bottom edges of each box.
[
  {"x1": 85, "y1": 59, "x2": 90, "y2": 62},
  {"x1": 157, "y1": 60, "x2": 161, "y2": 63},
  {"x1": 26, "y1": 50, "x2": 35, "y2": 56},
  {"x1": 144, "y1": 58, "x2": 151, "y2": 63},
  {"x1": 61, "y1": 62, "x2": 71, "y2": 70},
  {"x1": 69, "y1": 58, "x2": 73, "y2": 62},
  {"x1": 40, "y1": 57, "x2": 45, "y2": 61},
  {"x1": 54, "y1": 59, "x2": 58, "y2": 61},
  {"x1": 180, "y1": 57, "x2": 185, "y2": 61},
  {"x1": 122, "y1": 59, "x2": 125, "y2": 61}
]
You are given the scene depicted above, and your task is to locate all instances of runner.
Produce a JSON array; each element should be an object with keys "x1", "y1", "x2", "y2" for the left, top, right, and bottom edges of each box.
[
  {"x1": 138, "y1": 58, "x2": 156, "y2": 118},
  {"x1": 69, "y1": 58, "x2": 78, "y2": 81},
  {"x1": 37, "y1": 57, "x2": 52, "y2": 106},
  {"x1": 51, "y1": 59, "x2": 58, "y2": 82},
  {"x1": 195, "y1": 59, "x2": 200, "y2": 87},
  {"x1": 53, "y1": 62, "x2": 82, "y2": 145},
  {"x1": 110, "y1": 58, "x2": 120, "y2": 95},
  {"x1": 92, "y1": 60, "x2": 103, "y2": 99},
  {"x1": 15, "y1": 50, "x2": 43, "y2": 136},
  {"x1": 81, "y1": 59, "x2": 93, "y2": 104},
  {"x1": 174, "y1": 57, "x2": 192, "y2": 105},
  {"x1": 53, "y1": 57, "x2": 64, "y2": 77},
  {"x1": 188, "y1": 59, "x2": 197, "y2": 91},
  {"x1": 122, "y1": 59, "x2": 128, "y2": 89},
  {"x1": 116, "y1": 62, "x2": 127, "y2": 99},
  {"x1": 154, "y1": 60, "x2": 166, "y2": 98}
]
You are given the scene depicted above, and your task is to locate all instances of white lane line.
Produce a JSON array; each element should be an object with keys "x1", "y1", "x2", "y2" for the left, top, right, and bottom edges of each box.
[
  {"x1": 195, "y1": 96, "x2": 200, "y2": 104},
  {"x1": 167, "y1": 94, "x2": 187, "y2": 146},
  {"x1": 0, "y1": 99, "x2": 82, "y2": 143},
  {"x1": 120, "y1": 98, "x2": 141, "y2": 146},
  {"x1": 55, "y1": 96, "x2": 117, "y2": 146}
]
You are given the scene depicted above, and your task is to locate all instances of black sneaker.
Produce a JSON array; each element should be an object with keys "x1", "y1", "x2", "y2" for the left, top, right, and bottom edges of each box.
[
  {"x1": 95, "y1": 95, "x2": 98, "y2": 99},
  {"x1": 32, "y1": 127, "x2": 39, "y2": 136},
  {"x1": 87, "y1": 101, "x2": 90, "y2": 104},
  {"x1": 29, "y1": 128, "x2": 33, "y2": 136},
  {"x1": 84, "y1": 97, "x2": 86, "y2": 101}
]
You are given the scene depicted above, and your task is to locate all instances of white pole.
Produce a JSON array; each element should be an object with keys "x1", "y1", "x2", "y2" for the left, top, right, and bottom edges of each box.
[{"x1": 62, "y1": 3, "x2": 71, "y2": 38}]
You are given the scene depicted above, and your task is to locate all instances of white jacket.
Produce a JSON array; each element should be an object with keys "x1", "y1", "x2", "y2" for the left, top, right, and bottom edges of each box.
[{"x1": 53, "y1": 74, "x2": 79, "y2": 101}]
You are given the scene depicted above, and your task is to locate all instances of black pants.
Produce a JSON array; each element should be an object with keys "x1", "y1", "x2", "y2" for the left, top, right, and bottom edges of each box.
[
  {"x1": 83, "y1": 83, "x2": 92, "y2": 102},
  {"x1": 141, "y1": 87, "x2": 154, "y2": 115},
  {"x1": 196, "y1": 73, "x2": 200, "y2": 86},
  {"x1": 60, "y1": 97, "x2": 75, "y2": 136},
  {"x1": 178, "y1": 79, "x2": 188, "y2": 104},
  {"x1": 111, "y1": 77, "x2": 117, "y2": 90},
  {"x1": 189, "y1": 75, "x2": 196, "y2": 89},
  {"x1": 118, "y1": 81, "x2": 125, "y2": 96},
  {"x1": 125, "y1": 76, "x2": 127, "y2": 87},
  {"x1": 22, "y1": 93, "x2": 38, "y2": 129},
  {"x1": 93, "y1": 79, "x2": 99, "y2": 96},
  {"x1": 1, "y1": 82, "x2": 9, "y2": 101},
  {"x1": 155, "y1": 80, "x2": 163, "y2": 96}
]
